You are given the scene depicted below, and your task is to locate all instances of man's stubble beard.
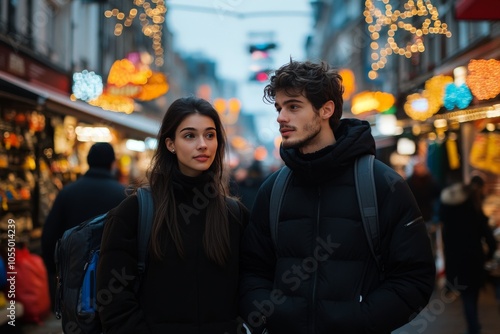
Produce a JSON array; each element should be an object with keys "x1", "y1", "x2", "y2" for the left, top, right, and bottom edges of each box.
[{"x1": 281, "y1": 120, "x2": 321, "y2": 150}]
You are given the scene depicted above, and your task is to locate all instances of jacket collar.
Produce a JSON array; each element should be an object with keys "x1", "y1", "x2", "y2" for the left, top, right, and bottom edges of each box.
[{"x1": 280, "y1": 118, "x2": 376, "y2": 184}]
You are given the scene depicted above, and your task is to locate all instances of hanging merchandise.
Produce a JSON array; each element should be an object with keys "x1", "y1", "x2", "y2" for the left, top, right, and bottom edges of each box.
[
  {"x1": 485, "y1": 130, "x2": 500, "y2": 174},
  {"x1": 445, "y1": 137, "x2": 460, "y2": 170},
  {"x1": 469, "y1": 131, "x2": 489, "y2": 171}
]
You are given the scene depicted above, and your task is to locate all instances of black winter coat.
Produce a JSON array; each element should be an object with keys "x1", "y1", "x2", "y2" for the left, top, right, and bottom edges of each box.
[
  {"x1": 239, "y1": 119, "x2": 436, "y2": 334},
  {"x1": 97, "y1": 171, "x2": 248, "y2": 334},
  {"x1": 42, "y1": 168, "x2": 126, "y2": 273}
]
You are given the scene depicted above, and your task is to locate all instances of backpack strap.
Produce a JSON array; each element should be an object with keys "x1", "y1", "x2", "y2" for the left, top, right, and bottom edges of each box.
[
  {"x1": 269, "y1": 166, "x2": 292, "y2": 252},
  {"x1": 137, "y1": 187, "x2": 154, "y2": 274},
  {"x1": 354, "y1": 154, "x2": 383, "y2": 276}
]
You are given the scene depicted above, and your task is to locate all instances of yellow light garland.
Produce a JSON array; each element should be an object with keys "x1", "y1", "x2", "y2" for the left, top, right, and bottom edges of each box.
[
  {"x1": 364, "y1": 0, "x2": 451, "y2": 78},
  {"x1": 105, "y1": 0, "x2": 167, "y2": 67}
]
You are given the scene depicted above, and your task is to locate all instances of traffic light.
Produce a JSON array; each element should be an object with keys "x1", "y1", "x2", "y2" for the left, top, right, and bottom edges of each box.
[
  {"x1": 249, "y1": 43, "x2": 277, "y2": 54},
  {"x1": 248, "y1": 42, "x2": 276, "y2": 82},
  {"x1": 249, "y1": 70, "x2": 270, "y2": 82}
]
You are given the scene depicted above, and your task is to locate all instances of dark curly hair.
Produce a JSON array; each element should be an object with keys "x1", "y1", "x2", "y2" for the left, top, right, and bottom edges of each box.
[{"x1": 263, "y1": 60, "x2": 344, "y2": 130}]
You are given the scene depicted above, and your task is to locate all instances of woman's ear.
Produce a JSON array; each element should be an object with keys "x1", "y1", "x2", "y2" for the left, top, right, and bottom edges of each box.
[{"x1": 165, "y1": 138, "x2": 175, "y2": 152}]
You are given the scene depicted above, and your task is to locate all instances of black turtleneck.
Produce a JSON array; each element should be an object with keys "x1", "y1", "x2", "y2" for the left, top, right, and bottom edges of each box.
[{"x1": 280, "y1": 118, "x2": 376, "y2": 184}]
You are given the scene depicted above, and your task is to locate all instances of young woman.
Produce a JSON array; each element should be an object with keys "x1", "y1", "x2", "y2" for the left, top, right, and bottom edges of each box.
[{"x1": 97, "y1": 97, "x2": 248, "y2": 334}]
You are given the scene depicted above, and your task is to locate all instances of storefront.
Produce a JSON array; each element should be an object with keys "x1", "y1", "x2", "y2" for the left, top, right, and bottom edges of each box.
[{"x1": 0, "y1": 69, "x2": 160, "y2": 249}]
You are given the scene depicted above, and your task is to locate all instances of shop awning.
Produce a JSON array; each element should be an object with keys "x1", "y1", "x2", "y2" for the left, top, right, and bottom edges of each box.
[
  {"x1": 0, "y1": 71, "x2": 160, "y2": 139},
  {"x1": 455, "y1": 0, "x2": 500, "y2": 20}
]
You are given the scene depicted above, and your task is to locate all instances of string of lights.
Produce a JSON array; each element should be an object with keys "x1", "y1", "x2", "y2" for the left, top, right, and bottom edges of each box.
[
  {"x1": 104, "y1": 0, "x2": 167, "y2": 67},
  {"x1": 363, "y1": 0, "x2": 451, "y2": 80}
]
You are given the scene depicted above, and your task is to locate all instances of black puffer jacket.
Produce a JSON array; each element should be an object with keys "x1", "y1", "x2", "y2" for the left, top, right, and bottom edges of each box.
[
  {"x1": 97, "y1": 170, "x2": 248, "y2": 334},
  {"x1": 239, "y1": 119, "x2": 435, "y2": 334}
]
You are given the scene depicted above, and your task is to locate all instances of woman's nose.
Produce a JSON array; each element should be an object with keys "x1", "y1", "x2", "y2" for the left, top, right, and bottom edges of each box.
[{"x1": 198, "y1": 138, "x2": 207, "y2": 149}]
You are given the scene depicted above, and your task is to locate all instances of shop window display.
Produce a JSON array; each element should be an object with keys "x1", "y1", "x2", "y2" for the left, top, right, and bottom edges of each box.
[
  {"x1": 0, "y1": 102, "x2": 79, "y2": 249},
  {"x1": 0, "y1": 103, "x2": 39, "y2": 244}
]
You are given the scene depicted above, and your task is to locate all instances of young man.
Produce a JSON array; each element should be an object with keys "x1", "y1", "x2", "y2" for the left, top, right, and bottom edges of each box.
[{"x1": 239, "y1": 60, "x2": 435, "y2": 334}]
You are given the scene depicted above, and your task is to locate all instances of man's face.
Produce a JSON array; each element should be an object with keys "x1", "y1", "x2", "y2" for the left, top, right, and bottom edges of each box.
[{"x1": 275, "y1": 91, "x2": 323, "y2": 153}]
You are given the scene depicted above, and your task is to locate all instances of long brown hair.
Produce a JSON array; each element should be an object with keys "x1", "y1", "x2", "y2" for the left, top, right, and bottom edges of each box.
[{"x1": 147, "y1": 97, "x2": 230, "y2": 266}]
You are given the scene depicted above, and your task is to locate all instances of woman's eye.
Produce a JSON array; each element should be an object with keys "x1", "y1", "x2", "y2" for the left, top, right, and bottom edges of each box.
[
  {"x1": 184, "y1": 133, "x2": 194, "y2": 139},
  {"x1": 206, "y1": 132, "x2": 216, "y2": 139}
]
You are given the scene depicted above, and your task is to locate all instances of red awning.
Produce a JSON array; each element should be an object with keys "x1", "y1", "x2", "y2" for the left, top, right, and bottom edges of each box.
[{"x1": 455, "y1": 0, "x2": 500, "y2": 20}]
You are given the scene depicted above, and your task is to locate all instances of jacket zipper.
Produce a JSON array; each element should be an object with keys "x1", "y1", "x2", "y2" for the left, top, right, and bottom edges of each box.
[
  {"x1": 404, "y1": 216, "x2": 422, "y2": 228},
  {"x1": 310, "y1": 187, "x2": 321, "y2": 333}
]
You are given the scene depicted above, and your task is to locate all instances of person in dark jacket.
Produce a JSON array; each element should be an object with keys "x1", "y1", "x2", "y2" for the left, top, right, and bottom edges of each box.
[
  {"x1": 407, "y1": 159, "x2": 441, "y2": 224},
  {"x1": 41, "y1": 142, "x2": 126, "y2": 308},
  {"x1": 406, "y1": 159, "x2": 442, "y2": 257},
  {"x1": 96, "y1": 97, "x2": 248, "y2": 334},
  {"x1": 439, "y1": 175, "x2": 497, "y2": 334},
  {"x1": 239, "y1": 60, "x2": 436, "y2": 334}
]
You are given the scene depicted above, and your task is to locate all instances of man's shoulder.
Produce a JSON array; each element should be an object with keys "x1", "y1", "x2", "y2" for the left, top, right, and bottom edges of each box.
[{"x1": 372, "y1": 158, "x2": 404, "y2": 182}]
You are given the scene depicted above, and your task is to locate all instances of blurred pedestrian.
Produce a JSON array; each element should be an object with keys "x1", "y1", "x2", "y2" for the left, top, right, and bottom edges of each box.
[
  {"x1": 439, "y1": 175, "x2": 497, "y2": 334},
  {"x1": 41, "y1": 142, "x2": 126, "y2": 309},
  {"x1": 407, "y1": 159, "x2": 441, "y2": 224},
  {"x1": 96, "y1": 97, "x2": 248, "y2": 334},
  {"x1": 231, "y1": 160, "x2": 265, "y2": 210},
  {"x1": 406, "y1": 159, "x2": 442, "y2": 256}
]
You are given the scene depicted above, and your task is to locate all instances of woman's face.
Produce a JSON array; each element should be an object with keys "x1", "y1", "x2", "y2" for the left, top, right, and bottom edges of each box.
[{"x1": 165, "y1": 114, "x2": 218, "y2": 177}]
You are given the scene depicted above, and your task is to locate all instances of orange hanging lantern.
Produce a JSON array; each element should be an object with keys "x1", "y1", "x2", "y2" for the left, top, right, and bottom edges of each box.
[
  {"x1": 135, "y1": 72, "x2": 169, "y2": 101},
  {"x1": 107, "y1": 59, "x2": 152, "y2": 87},
  {"x1": 466, "y1": 59, "x2": 500, "y2": 100}
]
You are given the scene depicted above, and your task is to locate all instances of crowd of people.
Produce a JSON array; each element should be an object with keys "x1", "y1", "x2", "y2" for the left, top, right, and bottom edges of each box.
[{"x1": 2, "y1": 59, "x2": 499, "y2": 334}]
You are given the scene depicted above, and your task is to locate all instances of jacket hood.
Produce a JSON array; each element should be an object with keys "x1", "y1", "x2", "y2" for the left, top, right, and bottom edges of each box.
[
  {"x1": 280, "y1": 118, "x2": 376, "y2": 184},
  {"x1": 440, "y1": 183, "x2": 468, "y2": 205}
]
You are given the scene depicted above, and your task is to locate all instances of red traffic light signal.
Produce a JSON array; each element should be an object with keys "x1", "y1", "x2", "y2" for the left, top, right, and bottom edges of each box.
[{"x1": 249, "y1": 70, "x2": 270, "y2": 82}]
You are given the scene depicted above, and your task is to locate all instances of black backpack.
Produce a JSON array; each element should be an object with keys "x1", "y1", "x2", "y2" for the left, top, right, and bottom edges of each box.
[
  {"x1": 54, "y1": 188, "x2": 154, "y2": 334},
  {"x1": 269, "y1": 154, "x2": 384, "y2": 273}
]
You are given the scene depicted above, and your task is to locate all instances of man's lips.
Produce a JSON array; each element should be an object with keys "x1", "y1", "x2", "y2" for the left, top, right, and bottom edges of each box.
[{"x1": 280, "y1": 127, "x2": 294, "y2": 135}]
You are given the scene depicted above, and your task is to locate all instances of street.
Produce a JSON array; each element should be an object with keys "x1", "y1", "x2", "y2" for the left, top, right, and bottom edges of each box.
[{"x1": 17, "y1": 282, "x2": 500, "y2": 334}]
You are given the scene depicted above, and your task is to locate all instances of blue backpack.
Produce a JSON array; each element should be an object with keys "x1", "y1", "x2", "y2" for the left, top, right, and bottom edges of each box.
[{"x1": 54, "y1": 188, "x2": 153, "y2": 334}]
